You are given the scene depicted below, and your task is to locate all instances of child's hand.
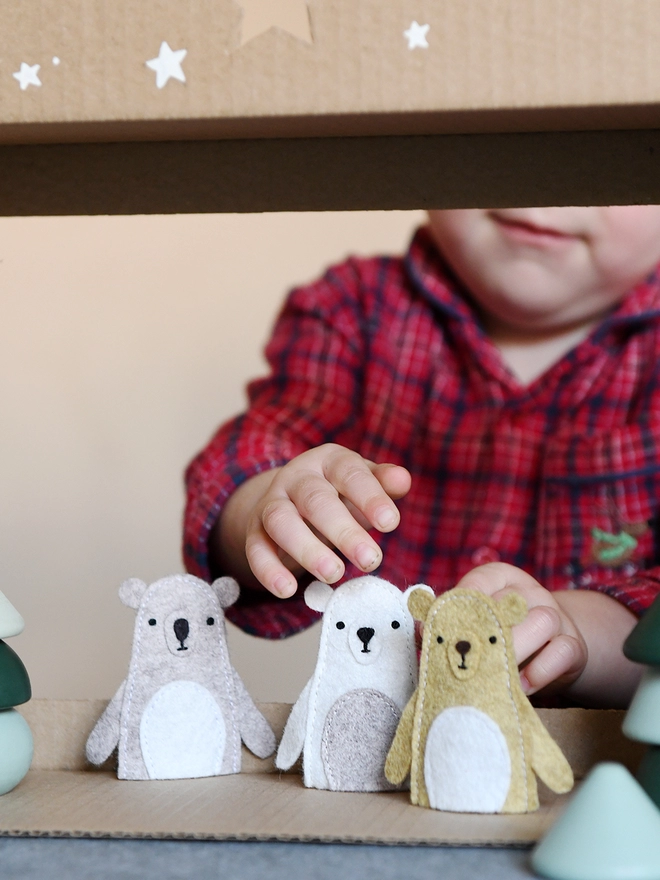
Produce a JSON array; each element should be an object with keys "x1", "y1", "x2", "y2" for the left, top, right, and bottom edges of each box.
[
  {"x1": 216, "y1": 444, "x2": 411, "y2": 599},
  {"x1": 454, "y1": 562, "x2": 642, "y2": 706},
  {"x1": 454, "y1": 563, "x2": 587, "y2": 696}
]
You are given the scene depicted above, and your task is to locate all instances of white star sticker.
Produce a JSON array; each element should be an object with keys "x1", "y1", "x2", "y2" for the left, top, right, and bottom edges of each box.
[
  {"x1": 404, "y1": 21, "x2": 430, "y2": 50},
  {"x1": 146, "y1": 41, "x2": 187, "y2": 89},
  {"x1": 13, "y1": 62, "x2": 41, "y2": 90}
]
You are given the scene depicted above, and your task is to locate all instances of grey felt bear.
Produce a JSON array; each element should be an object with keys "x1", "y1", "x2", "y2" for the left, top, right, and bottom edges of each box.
[{"x1": 86, "y1": 574, "x2": 275, "y2": 780}]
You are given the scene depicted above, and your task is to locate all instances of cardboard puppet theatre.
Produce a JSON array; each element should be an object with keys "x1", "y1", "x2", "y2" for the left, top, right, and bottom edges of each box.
[
  {"x1": 85, "y1": 574, "x2": 275, "y2": 780},
  {"x1": 385, "y1": 587, "x2": 575, "y2": 813}
]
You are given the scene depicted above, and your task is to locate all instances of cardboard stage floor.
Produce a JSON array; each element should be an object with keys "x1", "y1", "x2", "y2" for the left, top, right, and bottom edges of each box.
[{"x1": 1, "y1": 700, "x2": 644, "y2": 846}]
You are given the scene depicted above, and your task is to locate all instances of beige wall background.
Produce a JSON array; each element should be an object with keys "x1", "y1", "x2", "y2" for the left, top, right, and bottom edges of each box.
[{"x1": 0, "y1": 210, "x2": 424, "y2": 703}]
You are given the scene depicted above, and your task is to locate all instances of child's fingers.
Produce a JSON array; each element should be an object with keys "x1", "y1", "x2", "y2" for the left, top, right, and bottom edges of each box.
[
  {"x1": 323, "y1": 452, "x2": 406, "y2": 533},
  {"x1": 519, "y1": 634, "x2": 587, "y2": 695},
  {"x1": 245, "y1": 446, "x2": 408, "y2": 592},
  {"x1": 456, "y1": 562, "x2": 588, "y2": 693},
  {"x1": 258, "y1": 493, "x2": 348, "y2": 585},
  {"x1": 455, "y1": 562, "x2": 543, "y2": 599},
  {"x1": 286, "y1": 473, "x2": 384, "y2": 575},
  {"x1": 371, "y1": 462, "x2": 412, "y2": 502},
  {"x1": 509, "y1": 604, "x2": 562, "y2": 665},
  {"x1": 245, "y1": 526, "x2": 304, "y2": 599}
]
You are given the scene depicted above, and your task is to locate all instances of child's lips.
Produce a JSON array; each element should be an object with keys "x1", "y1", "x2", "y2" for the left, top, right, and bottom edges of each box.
[{"x1": 490, "y1": 213, "x2": 579, "y2": 248}]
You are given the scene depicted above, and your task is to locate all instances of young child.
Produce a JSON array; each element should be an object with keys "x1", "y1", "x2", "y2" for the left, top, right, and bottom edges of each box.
[{"x1": 184, "y1": 207, "x2": 660, "y2": 709}]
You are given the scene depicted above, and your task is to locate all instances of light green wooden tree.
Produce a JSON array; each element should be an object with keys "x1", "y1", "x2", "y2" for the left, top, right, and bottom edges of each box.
[
  {"x1": 623, "y1": 593, "x2": 660, "y2": 808},
  {"x1": 0, "y1": 591, "x2": 32, "y2": 793}
]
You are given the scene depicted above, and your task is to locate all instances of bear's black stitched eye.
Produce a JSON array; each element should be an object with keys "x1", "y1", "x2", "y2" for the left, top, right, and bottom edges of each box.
[
  {"x1": 489, "y1": 635, "x2": 497, "y2": 644},
  {"x1": 148, "y1": 618, "x2": 157, "y2": 626},
  {"x1": 207, "y1": 617, "x2": 215, "y2": 626},
  {"x1": 336, "y1": 621, "x2": 345, "y2": 630},
  {"x1": 391, "y1": 620, "x2": 400, "y2": 629},
  {"x1": 437, "y1": 636, "x2": 444, "y2": 644}
]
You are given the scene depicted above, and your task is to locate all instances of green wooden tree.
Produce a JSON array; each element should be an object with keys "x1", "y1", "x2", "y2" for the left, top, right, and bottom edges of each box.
[
  {"x1": 0, "y1": 591, "x2": 33, "y2": 793},
  {"x1": 623, "y1": 593, "x2": 660, "y2": 808}
]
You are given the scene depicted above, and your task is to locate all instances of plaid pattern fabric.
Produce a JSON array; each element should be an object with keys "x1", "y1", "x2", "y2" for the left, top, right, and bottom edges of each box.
[{"x1": 184, "y1": 226, "x2": 660, "y2": 638}]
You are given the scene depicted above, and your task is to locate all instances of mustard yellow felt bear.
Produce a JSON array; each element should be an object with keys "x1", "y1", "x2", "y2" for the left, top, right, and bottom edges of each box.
[{"x1": 385, "y1": 587, "x2": 574, "y2": 813}]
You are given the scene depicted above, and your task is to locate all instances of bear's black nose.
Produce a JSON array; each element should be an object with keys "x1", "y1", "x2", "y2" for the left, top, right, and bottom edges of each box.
[
  {"x1": 174, "y1": 618, "x2": 189, "y2": 650},
  {"x1": 357, "y1": 627, "x2": 375, "y2": 653},
  {"x1": 455, "y1": 640, "x2": 471, "y2": 658}
]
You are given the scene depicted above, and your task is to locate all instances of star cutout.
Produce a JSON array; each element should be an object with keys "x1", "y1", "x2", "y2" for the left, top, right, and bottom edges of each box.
[
  {"x1": 238, "y1": 0, "x2": 312, "y2": 46},
  {"x1": 13, "y1": 62, "x2": 41, "y2": 90},
  {"x1": 146, "y1": 41, "x2": 187, "y2": 89},
  {"x1": 404, "y1": 21, "x2": 430, "y2": 50}
]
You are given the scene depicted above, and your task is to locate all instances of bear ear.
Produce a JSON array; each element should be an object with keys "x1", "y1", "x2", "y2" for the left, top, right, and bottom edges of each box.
[
  {"x1": 407, "y1": 585, "x2": 436, "y2": 622},
  {"x1": 403, "y1": 583, "x2": 433, "y2": 603},
  {"x1": 119, "y1": 578, "x2": 148, "y2": 609},
  {"x1": 212, "y1": 576, "x2": 240, "y2": 609},
  {"x1": 305, "y1": 581, "x2": 333, "y2": 613},
  {"x1": 497, "y1": 591, "x2": 528, "y2": 626}
]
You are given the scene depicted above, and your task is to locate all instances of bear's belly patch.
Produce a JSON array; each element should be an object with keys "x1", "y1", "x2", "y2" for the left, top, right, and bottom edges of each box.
[
  {"x1": 321, "y1": 688, "x2": 401, "y2": 791},
  {"x1": 423, "y1": 706, "x2": 511, "y2": 812},
  {"x1": 140, "y1": 680, "x2": 226, "y2": 779}
]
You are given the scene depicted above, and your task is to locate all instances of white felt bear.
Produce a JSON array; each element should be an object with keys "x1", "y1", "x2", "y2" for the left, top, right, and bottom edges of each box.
[
  {"x1": 86, "y1": 574, "x2": 275, "y2": 780},
  {"x1": 276, "y1": 575, "x2": 430, "y2": 791}
]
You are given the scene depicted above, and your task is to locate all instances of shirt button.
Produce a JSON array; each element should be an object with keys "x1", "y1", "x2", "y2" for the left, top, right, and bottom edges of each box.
[{"x1": 471, "y1": 546, "x2": 501, "y2": 566}]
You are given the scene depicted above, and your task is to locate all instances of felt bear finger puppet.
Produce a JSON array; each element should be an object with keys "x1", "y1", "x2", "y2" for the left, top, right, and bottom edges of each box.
[
  {"x1": 276, "y1": 575, "x2": 431, "y2": 792},
  {"x1": 385, "y1": 586, "x2": 574, "y2": 813},
  {"x1": 86, "y1": 574, "x2": 275, "y2": 780}
]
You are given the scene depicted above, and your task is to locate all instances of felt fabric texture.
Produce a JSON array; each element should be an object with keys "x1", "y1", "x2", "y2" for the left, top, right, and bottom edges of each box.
[
  {"x1": 276, "y1": 576, "x2": 425, "y2": 791},
  {"x1": 321, "y1": 689, "x2": 401, "y2": 792},
  {"x1": 424, "y1": 706, "x2": 511, "y2": 812},
  {"x1": 85, "y1": 574, "x2": 275, "y2": 780},
  {"x1": 139, "y1": 681, "x2": 227, "y2": 779},
  {"x1": 385, "y1": 587, "x2": 574, "y2": 813}
]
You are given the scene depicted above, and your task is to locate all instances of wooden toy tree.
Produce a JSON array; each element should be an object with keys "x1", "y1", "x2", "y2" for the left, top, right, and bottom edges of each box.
[
  {"x1": 0, "y1": 591, "x2": 32, "y2": 794},
  {"x1": 531, "y1": 599, "x2": 660, "y2": 879},
  {"x1": 622, "y1": 593, "x2": 660, "y2": 808},
  {"x1": 531, "y1": 762, "x2": 660, "y2": 880}
]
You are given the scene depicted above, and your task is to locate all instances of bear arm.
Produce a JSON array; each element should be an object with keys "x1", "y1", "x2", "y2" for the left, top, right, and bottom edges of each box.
[
  {"x1": 85, "y1": 680, "x2": 126, "y2": 765},
  {"x1": 231, "y1": 669, "x2": 276, "y2": 759},
  {"x1": 384, "y1": 690, "x2": 416, "y2": 786},
  {"x1": 275, "y1": 679, "x2": 312, "y2": 771},
  {"x1": 526, "y1": 706, "x2": 574, "y2": 794}
]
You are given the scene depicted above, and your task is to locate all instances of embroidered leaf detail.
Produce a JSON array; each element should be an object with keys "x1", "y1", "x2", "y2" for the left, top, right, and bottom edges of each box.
[{"x1": 590, "y1": 527, "x2": 638, "y2": 565}]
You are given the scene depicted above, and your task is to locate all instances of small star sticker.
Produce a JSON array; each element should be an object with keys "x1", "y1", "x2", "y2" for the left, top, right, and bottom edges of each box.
[
  {"x1": 404, "y1": 21, "x2": 430, "y2": 50},
  {"x1": 13, "y1": 62, "x2": 41, "y2": 90},
  {"x1": 146, "y1": 41, "x2": 187, "y2": 89}
]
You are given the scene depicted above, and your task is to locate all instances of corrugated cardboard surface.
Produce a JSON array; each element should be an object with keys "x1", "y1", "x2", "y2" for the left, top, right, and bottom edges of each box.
[
  {"x1": 0, "y1": 700, "x2": 642, "y2": 845},
  {"x1": 2, "y1": 1, "x2": 660, "y2": 214},
  {"x1": 2, "y1": 0, "x2": 660, "y2": 143}
]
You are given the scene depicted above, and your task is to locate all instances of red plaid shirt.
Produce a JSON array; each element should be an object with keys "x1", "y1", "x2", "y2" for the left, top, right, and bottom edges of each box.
[{"x1": 184, "y1": 227, "x2": 660, "y2": 639}]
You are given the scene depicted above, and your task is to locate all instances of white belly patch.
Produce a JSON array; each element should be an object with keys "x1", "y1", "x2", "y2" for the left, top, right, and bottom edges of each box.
[
  {"x1": 424, "y1": 706, "x2": 511, "y2": 812},
  {"x1": 140, "y1": 681, "x2": 226, "y2": 779}
]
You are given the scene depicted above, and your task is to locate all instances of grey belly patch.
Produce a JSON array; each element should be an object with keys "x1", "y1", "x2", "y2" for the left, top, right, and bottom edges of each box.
[{"x1": 321, "y1": 688, "x2": 401, "y2": 792}]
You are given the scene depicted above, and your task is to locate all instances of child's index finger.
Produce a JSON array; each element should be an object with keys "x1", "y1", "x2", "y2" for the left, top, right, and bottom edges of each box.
[{"x1": 371, "y1": 462, "x2": 412, "y2": 500}]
